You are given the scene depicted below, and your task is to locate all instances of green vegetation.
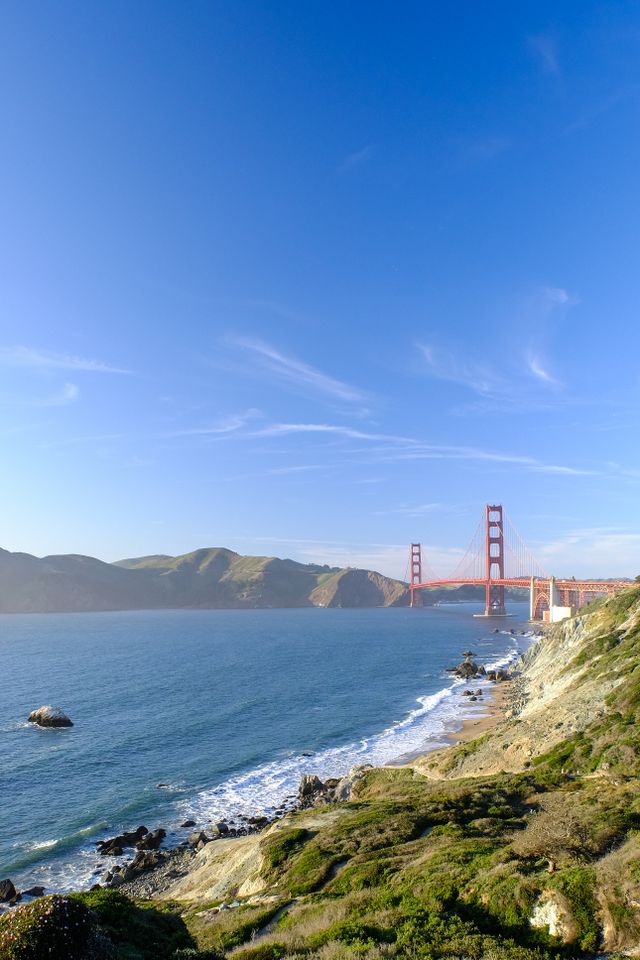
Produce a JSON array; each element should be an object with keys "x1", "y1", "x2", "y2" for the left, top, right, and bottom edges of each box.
[
  {"x1": 0, "y1": 890, "x2": 209, "y2": 960},
  {"x1": 0, "y1": 545, "x2": 408, "y2": 612},
  {"x1": 0, "y1": 896, "x2": 96, "y2": 960}
]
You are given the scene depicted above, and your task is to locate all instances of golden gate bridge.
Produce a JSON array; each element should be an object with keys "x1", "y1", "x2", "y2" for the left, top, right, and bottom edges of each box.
[{"x1": 408, "y1": 504, "x2": 631, "y2": 621}]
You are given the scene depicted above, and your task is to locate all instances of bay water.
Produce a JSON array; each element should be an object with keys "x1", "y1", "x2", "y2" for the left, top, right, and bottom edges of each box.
[{"x1": 0, "y1": 602, "x2": 531, "y2": 893}]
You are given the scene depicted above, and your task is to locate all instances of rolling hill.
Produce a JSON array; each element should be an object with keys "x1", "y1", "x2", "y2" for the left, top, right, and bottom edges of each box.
[{"x1": 0, "y1": 546, "x2": 409, "y2": 613}]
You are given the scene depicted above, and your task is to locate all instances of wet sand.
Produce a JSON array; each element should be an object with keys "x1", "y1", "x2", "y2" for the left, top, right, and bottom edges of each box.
[
  {"x1": 446, "y1": 680, "x2": 512, "y2": 745},
  {"x1": 388, "y1": 678, "x2": 513, "y2": 767}
]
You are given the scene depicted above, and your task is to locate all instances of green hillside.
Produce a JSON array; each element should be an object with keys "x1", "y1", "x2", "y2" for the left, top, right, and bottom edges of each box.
[{"x1": 0, "y1": 546, "x2": 408, "y2": 612}]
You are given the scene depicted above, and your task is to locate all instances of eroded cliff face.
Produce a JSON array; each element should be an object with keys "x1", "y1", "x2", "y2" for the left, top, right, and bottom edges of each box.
[{"x1": 415, "y1": 595, "x2": 640, "y2": 780}]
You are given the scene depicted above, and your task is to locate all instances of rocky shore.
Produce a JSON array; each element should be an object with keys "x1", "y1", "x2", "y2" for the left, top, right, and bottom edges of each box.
[
  {"x1": 92, "y1": 649, "x2": 518, "y2": 900},
  {"x1": 2, "y1": 644, "x2": 525, "y2": 908}
]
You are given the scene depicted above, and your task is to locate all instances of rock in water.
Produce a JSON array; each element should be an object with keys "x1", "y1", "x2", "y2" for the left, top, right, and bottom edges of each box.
[
  {"x1": 136, "y1": 827, "x2": 166, "y2": 850},
  {"x1": 28, "y1": 705, "x2": 73, "y2": 728},
  {"x1": 0, "y1": 879, "x2": 17, "y2": 902},
  {"x1": 22, "y1": 886, "x2": 46, "y2": 898}
]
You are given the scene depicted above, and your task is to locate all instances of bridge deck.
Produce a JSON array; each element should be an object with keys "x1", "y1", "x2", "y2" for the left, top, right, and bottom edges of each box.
[{"x1": 412, "y1": 578, "x2": 630, "y2": 591}]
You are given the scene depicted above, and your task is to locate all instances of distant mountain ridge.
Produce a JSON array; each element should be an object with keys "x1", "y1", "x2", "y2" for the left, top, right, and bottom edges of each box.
[{"x1": 0, "y1": 546, "x2": 409, "y2": 613}]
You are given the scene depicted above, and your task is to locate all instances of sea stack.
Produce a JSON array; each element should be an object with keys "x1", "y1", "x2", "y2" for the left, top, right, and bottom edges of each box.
[{"x1": 28, "y1": 705, "x2": 73, "y2": 728}]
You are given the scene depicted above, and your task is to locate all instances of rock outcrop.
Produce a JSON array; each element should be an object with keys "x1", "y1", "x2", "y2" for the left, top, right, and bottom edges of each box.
[
  {"x1": 297, "y1": 766, "x2": 372, "y2": 808},
  {"x1": 0, "y1": 879, "x2": 17, "y2": 902},
  {"x1": 96, "y1": 826, "x2": 165, "y2": 856},
  {"x1": 27, "y1": 705, "x2": 73, "y2": 728}
]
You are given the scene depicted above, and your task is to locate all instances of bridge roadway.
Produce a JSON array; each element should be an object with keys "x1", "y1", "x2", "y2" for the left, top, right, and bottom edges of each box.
[{"x1": 410, "y1": 577, "x2": 632, "y2": 620}]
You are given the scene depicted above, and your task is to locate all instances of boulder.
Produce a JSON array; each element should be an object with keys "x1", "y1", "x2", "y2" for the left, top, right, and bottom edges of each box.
[
  {"x1": 22, "y1": 886, "x2": 45, "y2": 898},
  {"x1": 131, "y1": 851, "x2": 162, "y2": 873},
  {"x1": 210, "y1": 821, "x2": 229, "y2": 836},
  {"x1": 0, "y1": 879, "x2": 17, "y2": 902},
  {"x1": 135, "y1": 828, "x2": 166, "y2": 850},
  {"x1": 246, "y1": 816, "x2": 269, "y2": 828},
  {"x1": 181, "y1": 819, "x2": 196, "y2": 828},
  {"x1": 475, "y1": 689, "x2": 483, "y2": 696},
  {"x1": 452, "y1": 660, "x2": 481, "y2": 679},
  {"x1": 28, "y1": 705, "x2": 73, "y2": 728},
  {"x1": 97, "y1": 825, "x2": 148, "y2": 856},
  {"x1": 188, "y1": 831, "x2": 209, "y2": 846}
]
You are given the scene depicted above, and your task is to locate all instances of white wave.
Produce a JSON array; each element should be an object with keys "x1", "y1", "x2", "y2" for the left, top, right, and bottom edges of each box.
[
  {"x1": 25, "y1": 839, "x2": 59, "y2": 852},
  {"x1": 179, "y1": 680, "x2": 474, "y2": 826}
]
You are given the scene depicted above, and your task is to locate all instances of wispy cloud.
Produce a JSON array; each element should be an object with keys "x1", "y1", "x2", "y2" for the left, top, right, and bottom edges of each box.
[
  {"x1": 371, "y1": 445, "x2": 594, "y2": 475},
  {"x1": 418, "y1": 344, "x2": 502, "y2": 396},
  {"x1": 36, "y1": 382, "x2": 80, "y2": 407},
  {"x1": 540, "y1": 286, "x2": 578, "y2": 309},
  {"x1": 528, "y1": 34, "x2": 560, "y2": 76},
  {"x1": 527, "y1": 353, "x2": 562, "y2": 387},
  {"x1": 535, "y1": 528, "x2": 640, "y2": 577},
  {"x1": 374, "y1": 502, "x2": 443, "y2": 518},
  {"x1": 0, "y1": 346, "x2": 133, "y2": 374},
  {"x1": 254, "y1": 423, "x2": 412, "y2": 443},
  {"x1": 3, "y1": 381, "x2": 81, "y2": 408},
  {"x1": 256, "y1": 421, "x2": 595, "y2": 476},
  {"x1": 267, "y1": 464, "x2": 326, "y2": 475},
  {"x1": 231, "y1": 338, "x2": 366, "y2": 405},
  {"x1": 339, "y1": 145, "x2": 373, "y2": 173},
  {"x1": 165, "y1": 409, "x2": 260, "y2": 438},
  {"x1": 563, "y1": 92, "x2": 626, "y2": 137},
  {"x1": 421, "y1": 284, "x2": 577, "y2": 405}
]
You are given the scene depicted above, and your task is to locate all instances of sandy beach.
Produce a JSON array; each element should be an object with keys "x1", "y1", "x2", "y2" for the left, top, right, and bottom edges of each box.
[{"x1": 446, "y1": 679, "x2": 513, "y2": 745}]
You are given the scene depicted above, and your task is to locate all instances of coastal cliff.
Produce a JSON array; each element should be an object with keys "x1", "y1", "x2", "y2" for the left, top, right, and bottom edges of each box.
[{"x1": 4, "y1": 586, "x2": 640, "y2": 959}]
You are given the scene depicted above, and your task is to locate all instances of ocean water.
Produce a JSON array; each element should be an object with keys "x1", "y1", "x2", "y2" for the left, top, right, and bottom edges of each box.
[{"x1": 0, "y1": 603, "x2": 532, "y2": 894}]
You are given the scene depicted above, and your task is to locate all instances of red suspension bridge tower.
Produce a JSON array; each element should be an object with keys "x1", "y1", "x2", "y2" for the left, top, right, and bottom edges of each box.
[{"x1": 485, "y1": 504, "x2": 506, "y2": 616}]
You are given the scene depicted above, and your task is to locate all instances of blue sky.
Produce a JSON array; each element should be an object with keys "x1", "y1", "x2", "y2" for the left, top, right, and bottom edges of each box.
[{"x1": 1, "y1": 1, "x2": 640, "y2": 579}]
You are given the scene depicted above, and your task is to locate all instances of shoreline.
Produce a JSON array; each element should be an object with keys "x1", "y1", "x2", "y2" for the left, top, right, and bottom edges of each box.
[
  {"x1": 116, "y1": 676, "x2": 519, "y2": 900},
  {"x1": 445, "y1": 677, "x2": 513, "y2": 745},
  {"x1": 388, "y1": 675, "x2": 514, "y2": 766},
  {"x1": 117, "y1": 673, "x2": 522, "y2": 900},
  {"x1": 4, "y1": 634, "x2": 531, "y2": 904}
]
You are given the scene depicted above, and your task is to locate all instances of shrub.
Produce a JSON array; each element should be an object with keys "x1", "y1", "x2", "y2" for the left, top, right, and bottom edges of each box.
[
  {"x1": 231, "y1": 945, "x2": 287, "y2": 960},
  {"x1": 73, "y1": 889, "x2": 192, "y2": 959},
  {"x1": 0, "y1": 895, "x2": 96, "y2": 960}
]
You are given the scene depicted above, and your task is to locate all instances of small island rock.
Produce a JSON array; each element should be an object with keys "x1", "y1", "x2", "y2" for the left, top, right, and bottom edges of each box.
[{"x1": 28, "y1": 705, "x2": 73, "y2": 728}]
